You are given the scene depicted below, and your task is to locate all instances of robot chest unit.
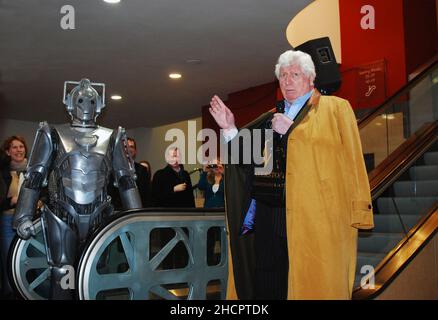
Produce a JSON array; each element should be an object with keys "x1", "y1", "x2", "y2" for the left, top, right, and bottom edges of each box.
[{"x1": 54, "y1": 125, "x2": 114, "y2": 205}]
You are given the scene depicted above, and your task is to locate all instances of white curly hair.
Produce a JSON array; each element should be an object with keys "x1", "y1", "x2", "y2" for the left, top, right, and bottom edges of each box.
[{"x1": 274, "y1": 50, "x2": 316, "y2": 83}]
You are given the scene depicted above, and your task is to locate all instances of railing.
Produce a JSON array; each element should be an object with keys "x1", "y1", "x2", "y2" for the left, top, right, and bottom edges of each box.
[
  {"x1": 358, "y1": 59, "x2": 438, "y2": 172},
  {"x1": 11, "y1": 208, "x2": 228, "y2": 300},
  {"x1": 368, "y1": 122, "x2": 438, "y2": 197},
  {"x1": 353, "y1": 122, "x2": 437, "y2": 299},
  {"x1": 352, "y1": 58, "x2": 438, "y2": 298},
  {"x1": 353, "y1": 204, "x2": 438, "y2": 299}
]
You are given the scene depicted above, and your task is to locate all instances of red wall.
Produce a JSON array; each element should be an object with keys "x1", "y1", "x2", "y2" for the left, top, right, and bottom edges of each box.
[
  {"x1": 403, "y1": 0, "x2": 437, "y2": 75},
  {"x1": 336, "y1": 0, "x2": 408, "y2": 109},
  {"x1": 202, "y1": 82, "x2": 278, "y2": 130}
]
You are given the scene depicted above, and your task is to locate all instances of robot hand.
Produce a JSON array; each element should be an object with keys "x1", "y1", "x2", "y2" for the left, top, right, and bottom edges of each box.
[{"x1": 17, "y1": 219, "x2": 36, "y2": 240}]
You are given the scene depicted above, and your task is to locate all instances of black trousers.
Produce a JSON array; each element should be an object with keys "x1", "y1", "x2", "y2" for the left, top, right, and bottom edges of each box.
[{"x1": 254, "y1": 201, "x2": 288, "y2": 300}]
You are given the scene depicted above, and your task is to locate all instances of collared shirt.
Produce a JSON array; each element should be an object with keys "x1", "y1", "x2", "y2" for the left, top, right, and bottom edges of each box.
[{"x1": 284, "y1": 89, "x2": 313, "y2": 120}]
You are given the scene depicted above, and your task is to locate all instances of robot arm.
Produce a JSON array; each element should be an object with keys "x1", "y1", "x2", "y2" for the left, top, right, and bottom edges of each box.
[
  {"x1": 112, "y1": 127, "x2": 142, "y2": 209},
  {"x1": 13, "y1": 121, "x2": 54, "y2": 239}
]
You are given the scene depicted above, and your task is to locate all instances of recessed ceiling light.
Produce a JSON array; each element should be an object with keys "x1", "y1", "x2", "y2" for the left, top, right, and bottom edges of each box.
[
  {"x1": 186, "y1": 59, "x2": 202, "y2": 65},
  {"x1": 103, "y1": 0, "x2": 120, "y2": 4},
  {"x1": 169, "y1": 73, "x2": 182, "y2": 79},
  {"x1": 111, "y1": 95, "x2": 122, "y2": 100}
]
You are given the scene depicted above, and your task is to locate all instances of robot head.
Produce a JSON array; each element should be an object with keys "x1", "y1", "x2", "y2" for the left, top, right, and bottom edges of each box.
[{"x1": 63, "y1": 79, "x2": 105, "y2": 127}]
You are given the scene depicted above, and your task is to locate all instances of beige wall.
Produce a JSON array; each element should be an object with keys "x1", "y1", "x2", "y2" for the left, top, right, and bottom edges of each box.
[
  {"x1": 127, "y1": 116, "x2": 204, "y2": 189},
  {"x1": 0, "y1": 119, "x2": 40, "y2": 150},
  {"x1": 286, "y1": 0, "x2": 342, "y2": 63}
]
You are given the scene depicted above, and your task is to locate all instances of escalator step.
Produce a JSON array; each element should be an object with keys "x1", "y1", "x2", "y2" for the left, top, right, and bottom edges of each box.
[
  {"x1": 393, "y1": 180, "x2": 438, "y2": 197},
  {"x1": 357, "y1": 232, "x2": 404, "y2": 253},
  {"x1": 409, "y1": 165, "x2": 438, "y2": 180},
  {"x1": 377, "y1": 196, "x2": 438, "y2": 215},
  {"x1": 356, "y1": 252, "x2": 386, "y2": 270},
  {"x1": 424, "y1": 152, "x2": 438, "y2": 165},
  {"x1": 372, "y1": 214, "x2": 421, "y2": 233},
  {"x1": 354, "y1": 148, "x2": 438, "y2": 290}
]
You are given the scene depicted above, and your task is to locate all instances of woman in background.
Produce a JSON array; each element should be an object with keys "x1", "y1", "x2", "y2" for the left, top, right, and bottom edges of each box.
[
  {"x1": 0, "y1": 135, "x2": 28, "y2": 298},
  {"x1": 198, "y1": 160, "x2": 225, "y2": 265},
  {"x1": 197, "y1": 160, "x2": 225, "y2": 208}
]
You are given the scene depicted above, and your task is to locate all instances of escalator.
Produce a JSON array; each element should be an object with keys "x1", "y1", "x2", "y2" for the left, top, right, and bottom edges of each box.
[{"x1": 352, "y1": 59, "x2": 438, "y2": 299}]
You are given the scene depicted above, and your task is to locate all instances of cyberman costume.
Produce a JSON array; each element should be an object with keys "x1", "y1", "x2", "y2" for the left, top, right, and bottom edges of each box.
[{"x1": 13, "y1": 79, "x2": 142, "y2": 299}]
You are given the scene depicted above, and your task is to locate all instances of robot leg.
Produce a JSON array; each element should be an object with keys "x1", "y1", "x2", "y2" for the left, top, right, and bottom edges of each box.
[{"x1": 41, "y1": 206, "x2": 78, "y2": 300}]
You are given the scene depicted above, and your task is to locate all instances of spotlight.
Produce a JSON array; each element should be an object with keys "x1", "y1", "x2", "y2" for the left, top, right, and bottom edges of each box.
[{"x1": 169, "y1": 73, "x2": 182, "y2": 79}]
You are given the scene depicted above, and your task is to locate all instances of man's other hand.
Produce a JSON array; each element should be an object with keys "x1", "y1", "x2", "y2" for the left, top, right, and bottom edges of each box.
[{"x1": 272, "y1": 113, "x2": 293, "y2": 135}]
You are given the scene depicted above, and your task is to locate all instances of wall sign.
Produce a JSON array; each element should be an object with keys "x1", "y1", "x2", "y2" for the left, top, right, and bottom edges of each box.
[{"x1": 356, "y1": 60, "x2": 386, "y2": 108}]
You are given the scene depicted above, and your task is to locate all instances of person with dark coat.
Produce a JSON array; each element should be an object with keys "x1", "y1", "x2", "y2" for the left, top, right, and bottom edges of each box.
[
  {"x1": 151, "y1": 147, "x2": 195, "y2": 269},
  {"x1": 108, "y1": 137, "x2": 152, "y2": 210},
  {"x1": 152, "y1": 147, "x2": 195, "y2": 208},
  {"x1": 126, "y1": 138, "x2": 152, "y2": 208},
  {"x1": 139, "y1": 160, "x2": 152, "y2": 183}
]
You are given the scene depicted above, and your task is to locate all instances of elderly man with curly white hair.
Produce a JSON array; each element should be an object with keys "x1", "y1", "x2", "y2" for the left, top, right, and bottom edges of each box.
[{"x1": 209, "y1": 49, "x2": 373, "y2": 300}]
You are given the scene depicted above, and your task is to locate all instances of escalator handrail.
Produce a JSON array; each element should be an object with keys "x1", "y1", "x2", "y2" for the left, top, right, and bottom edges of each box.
[{"x1": 353, "y1": 204, "x2": 438, "y2": 299}]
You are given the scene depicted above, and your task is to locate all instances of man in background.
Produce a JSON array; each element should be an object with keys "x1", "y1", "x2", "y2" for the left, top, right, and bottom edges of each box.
[
  {"x1": 151, "y1": 147, "x2": 195, "y2": 269},
  {"x1": 126, "y1": 137, "x2": 152, "y2": 208},
  {"x1": 152, "y1": 147, "x2": 195, "y2": 208}
]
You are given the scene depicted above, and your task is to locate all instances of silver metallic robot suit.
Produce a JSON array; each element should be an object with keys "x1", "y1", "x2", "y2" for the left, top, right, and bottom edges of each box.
[{"x1": 13, "y1": 79, "x2": 142, "y2": 299}]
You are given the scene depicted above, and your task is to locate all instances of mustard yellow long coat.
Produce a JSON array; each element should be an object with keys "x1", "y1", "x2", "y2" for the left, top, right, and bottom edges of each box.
[{"x1": 226, "y1": 91, "x2": 374, "y2": 300}]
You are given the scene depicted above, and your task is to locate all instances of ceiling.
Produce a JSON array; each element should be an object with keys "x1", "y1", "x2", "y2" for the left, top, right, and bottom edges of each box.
[{"x1": 0, "y1": 0, "x2": 312, "y2": 129}]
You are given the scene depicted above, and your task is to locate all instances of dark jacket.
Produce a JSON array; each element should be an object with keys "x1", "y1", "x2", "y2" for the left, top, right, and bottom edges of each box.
[
  {"x1": 0, "y1": 166, "x2": 13, "y2": 212},
  {"x1": 152, "y1": 164, "x2": 195, "y2": 208},
  {"x1": 0, "y1": 161, "x2": 15, "y2": 212},
  {"x1": 0, "y1": 175, "x2": 5, "y2": 205},
  {"x1": 0, "y1": 152, "x2": 5, "y2": 204},
  {"x1": 108, "y1": 161, "x2": 152, "y2": 210},
  {"x1": 134, "y1": 162, "x2": 152, "y2": 208}
]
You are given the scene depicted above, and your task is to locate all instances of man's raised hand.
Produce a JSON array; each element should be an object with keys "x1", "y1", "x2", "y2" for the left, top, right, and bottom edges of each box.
[{"x1": 209, "y1": 95, "x2": 236, "y2": 130}]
